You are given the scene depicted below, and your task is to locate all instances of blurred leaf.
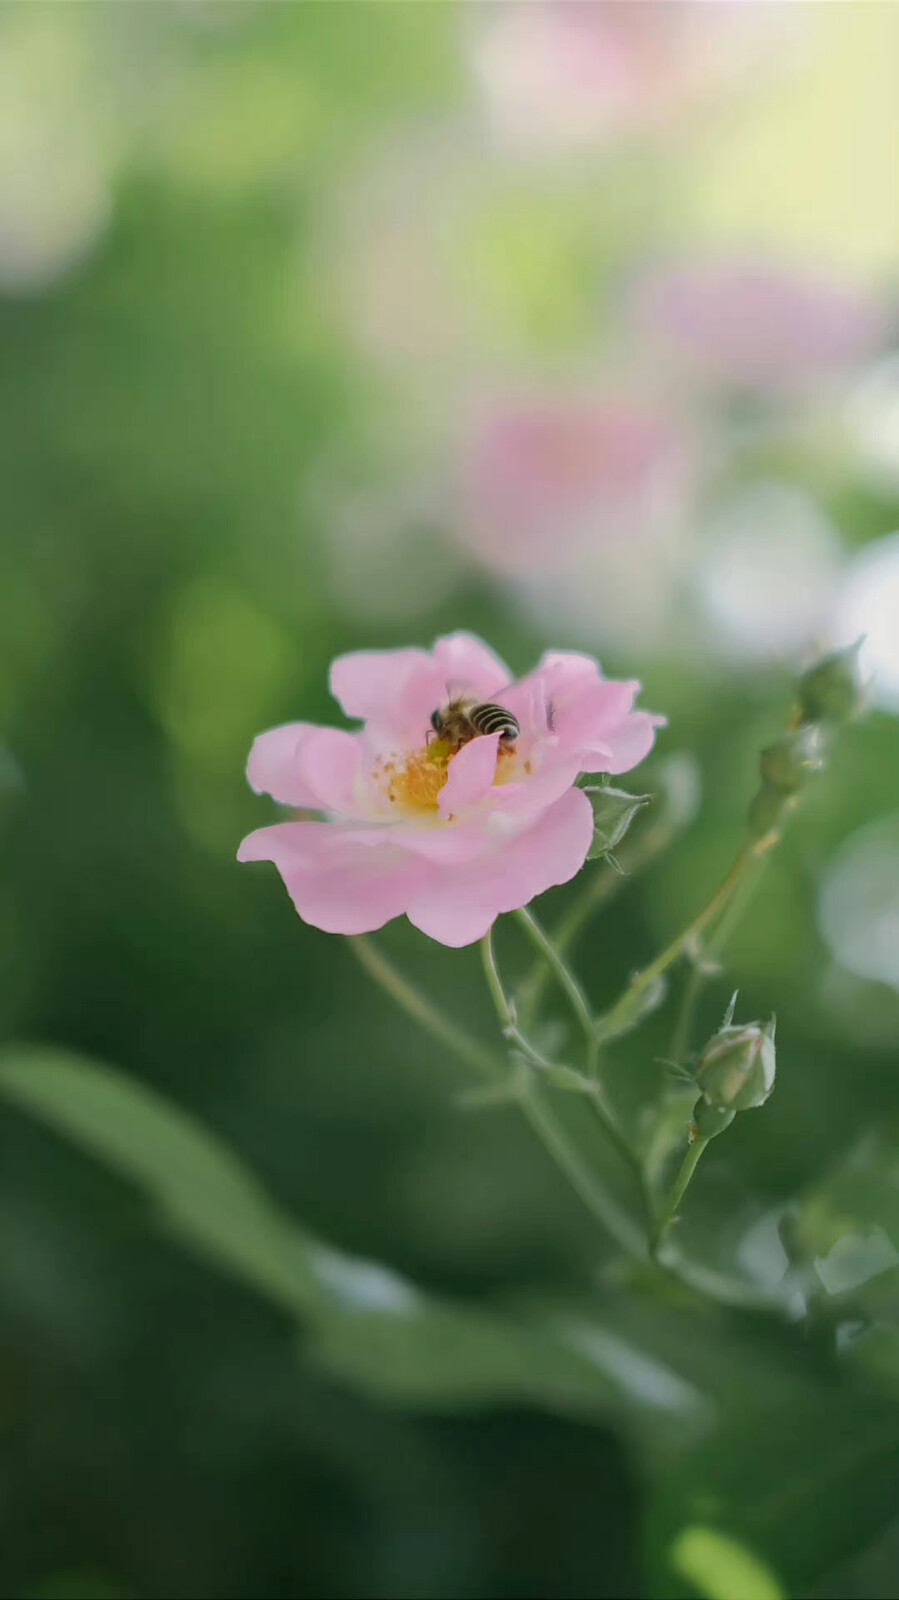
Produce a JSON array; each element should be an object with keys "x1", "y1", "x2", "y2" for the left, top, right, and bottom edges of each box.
[
  {"x1": 308, "y1": 1285, "x2": 713, "y2": 1449},
  {"x1": 0, "y1": 1045, "x2": 709, "y2": 1439},
  {"x1": 796, "y1": 1129, "x2": 899, "y2": 1264},
  {"x1": 645, "y1": 1389, "x2": 899, "y2": 1597},
  {"x1": 0, "y1": 1045, "x2": 322, "y2": 1319}
]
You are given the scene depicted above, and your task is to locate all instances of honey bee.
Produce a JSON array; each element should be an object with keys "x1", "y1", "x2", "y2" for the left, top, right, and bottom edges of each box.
[{"x1": 429, "y1": 696, "x2": 520, "y2": 754}]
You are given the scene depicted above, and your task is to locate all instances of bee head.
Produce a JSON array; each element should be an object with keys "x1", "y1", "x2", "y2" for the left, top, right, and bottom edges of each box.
[{"x1": 430, "y1": 708, "x2": 444, "y2": 735}]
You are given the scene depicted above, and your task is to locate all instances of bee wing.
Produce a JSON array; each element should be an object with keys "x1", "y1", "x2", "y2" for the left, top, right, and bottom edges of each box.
[{"x1": 443, "y1": 677, "x2": 477, "y2": 707}]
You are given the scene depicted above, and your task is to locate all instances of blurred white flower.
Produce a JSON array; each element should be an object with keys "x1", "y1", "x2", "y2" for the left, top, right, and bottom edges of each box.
[
  {"x1": 819, "y1": 815, "x2": 899, "y2": 991},
  {"x1": 833, "y1": 532, "x2": 899, "y2": 713},
  {"x1": 631, "y1": 258, "x2": 884, "y2": 390},
  {"x1": 698, "y1": 483, "x2": 842, "y2": 661},
  {"x1": 844, "y1": 355, "x2": 899, "y2": 492}
]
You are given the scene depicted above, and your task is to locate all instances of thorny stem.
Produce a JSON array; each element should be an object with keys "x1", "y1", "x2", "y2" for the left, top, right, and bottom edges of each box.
[{"x1": 352, "y1": 935, "x2": 644, "y2": 1256}]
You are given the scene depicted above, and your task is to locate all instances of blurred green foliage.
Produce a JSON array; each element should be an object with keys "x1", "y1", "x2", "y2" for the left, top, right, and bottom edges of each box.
[{"x1": 2, "y1": 5, "x2": 899, "y2": 1599}]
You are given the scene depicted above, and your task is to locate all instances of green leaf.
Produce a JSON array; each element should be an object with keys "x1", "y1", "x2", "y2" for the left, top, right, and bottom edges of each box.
[
  {"x1": 0, "y1": 1045, "x2": 705, "y2": 1437},
  {"x1": 582, "y1": 786, "x2": 652, "y2": 861},
  {"x1": 0, "y1": 1045, "x2": 322, "y2": 1319}
]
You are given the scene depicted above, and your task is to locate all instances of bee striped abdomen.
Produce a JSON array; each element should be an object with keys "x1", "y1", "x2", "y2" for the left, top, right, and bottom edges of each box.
[{"x1": 469, "y1": 703, "x2": 520, "y2": 741}]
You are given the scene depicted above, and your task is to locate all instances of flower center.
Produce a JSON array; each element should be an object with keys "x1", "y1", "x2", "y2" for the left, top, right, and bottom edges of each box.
[{"x1": 377, "y1": 740, "x2": 452, "y2": 813}]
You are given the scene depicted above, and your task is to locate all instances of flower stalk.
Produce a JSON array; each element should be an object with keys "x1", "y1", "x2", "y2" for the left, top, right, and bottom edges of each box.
[{"x1": 351, "y1": 934, "x2": 645, "y2": 1256}]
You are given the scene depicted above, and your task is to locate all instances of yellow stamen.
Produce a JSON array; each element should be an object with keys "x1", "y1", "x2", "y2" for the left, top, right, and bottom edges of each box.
[
  {"x1": 373, "y1": 736, "x2": 517, "y2": 816},
  {"x1": 378, "y1": 742, "x2": 451, "y2": 813}
]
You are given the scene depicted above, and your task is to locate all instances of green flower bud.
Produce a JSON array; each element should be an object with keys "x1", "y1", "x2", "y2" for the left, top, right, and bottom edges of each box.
[
  {"x1": 759, "y1": 725, "x2": 824, "y2": 795},
  {"x1": 693, "y1": 1099, "x2": 736, "y2": 1141},
  {"x1": 798, "y1": 640, "x2": 865, "y2": 726},
  {"x1": 695, "y1": 1014, "x2": 776, "y2": 1112}
]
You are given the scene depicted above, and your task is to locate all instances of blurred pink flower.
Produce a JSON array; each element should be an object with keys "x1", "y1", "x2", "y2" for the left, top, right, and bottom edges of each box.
[
  {"x1": 631, "y1": 258, "x2": 884, "y2": 389},
  {"x1": 239, "y1": 633, "x2": 661, "y2": 947},
  {"x1": 471, "y1": 1, "x2": 802, "y2": 153},
  {"x1": 460, "y1": 397, "x2": 686, "y2": 575}
]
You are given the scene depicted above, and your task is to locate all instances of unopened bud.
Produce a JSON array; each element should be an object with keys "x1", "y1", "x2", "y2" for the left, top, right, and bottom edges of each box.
[
  {"x1": 798, "y1": 640, "x2": 864, "y2": 726},
  {"x1": 693, "y1": 1099, "x2": 736, "y2": 1141},
  {"x1": 695, "y1": 1014, "x2": 776, "y2": 1113},
  {"x1": 759, "y1": 725, "x2": 824, "y2": 795}
]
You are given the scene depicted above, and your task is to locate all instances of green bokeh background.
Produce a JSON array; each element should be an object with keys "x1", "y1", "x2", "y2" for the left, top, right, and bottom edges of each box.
[{"x1": 2, "y1": 5, "x2": 899, "y2": 1598}]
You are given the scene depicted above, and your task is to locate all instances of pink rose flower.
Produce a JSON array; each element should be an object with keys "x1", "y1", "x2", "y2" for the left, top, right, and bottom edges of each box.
[
  {"x1": 630, "y1": 258, "x2": 884, "y2": 389},
  {"x1": 460, "y1": 396, "x2": 687, "y2": 575},
  {"x1": 238, "y1": 633, "x2": 662, "y2": 947}
]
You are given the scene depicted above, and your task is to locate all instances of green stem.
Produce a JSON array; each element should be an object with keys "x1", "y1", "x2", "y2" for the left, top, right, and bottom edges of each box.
[
  {"x1": 351, "y1": 936, "x2": 497, "y2": 1082},
  {"x1": 650, "y1": 1134, "x2": 711, "y2": 1257},
  {"x1": 509, "y1": 915, "x2": 648, "y2": 1193},
  {"x1": 668, "y1": 963, "x2": 704, "y2": 1075},
  {"x1": 354, "y1": 936, "x2": 778, "y2": 1309},
  {"x1": 668, "y1": 856, "x2": 765, "y2": 1069},
  {"x1": 516, "y1": 1091, "x2": 645, "y2": 1257},
  {"x1": 353, "y1": 935, "x2": 644, "y2": 1256},
  {"x1": 597, "y1": 835, "x2": 778, "y2": 1044},
  {"x1": 513, "y1": 906, "x2": 595, "y2": 1042},
  {"x1": 478, "y1": 927, "x2": 558, "y2": 1072},
  {"x1": 481, "y1": 929, "x2": 647, "y2": 1254},
  {"x1": 518, "y1": 798, "x2": 689, "y2": 1029}
]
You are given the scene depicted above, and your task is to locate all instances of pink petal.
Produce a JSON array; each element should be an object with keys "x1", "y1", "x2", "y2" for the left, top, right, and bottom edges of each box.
[
  {"x1": 490, "y1": 755, "x2": 584, "y2": 819},
  {"x1": 390, "y1": 818, "x2": 501, "y2": 865},
  {"x1": 536, "y1": 650, "x2": 604, "y2": 695},
  {"x1": 602, "y1": 710, "x2": 666, "y2": 775},
  {"x1": 329, "y1": 635, "x2": 512, "y2": 752},
  {"x1": 295, "y1": 726, "x2": 365, "y2": 815},
  {"x1": 437, "y1": 732, "x2": 501, "y2": 819},
  {"x1": 238, "y1": 820, "x2": 431, "y2": 936},
  {"x1": 329, "y1": 647, "x2": 432, "y2": 724},
  {"x1": 553, "y1": 678, "x2": 639, "y2": 762},
  {"x1": 432, "y1": 632, "x2": 512, "y2": 698},
  {"x1": 406, "y1": 786, "x2": 594, "y2": 947},
  {"x1": 246, "y1": 723, "x2": 326, "y2": 808}
]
